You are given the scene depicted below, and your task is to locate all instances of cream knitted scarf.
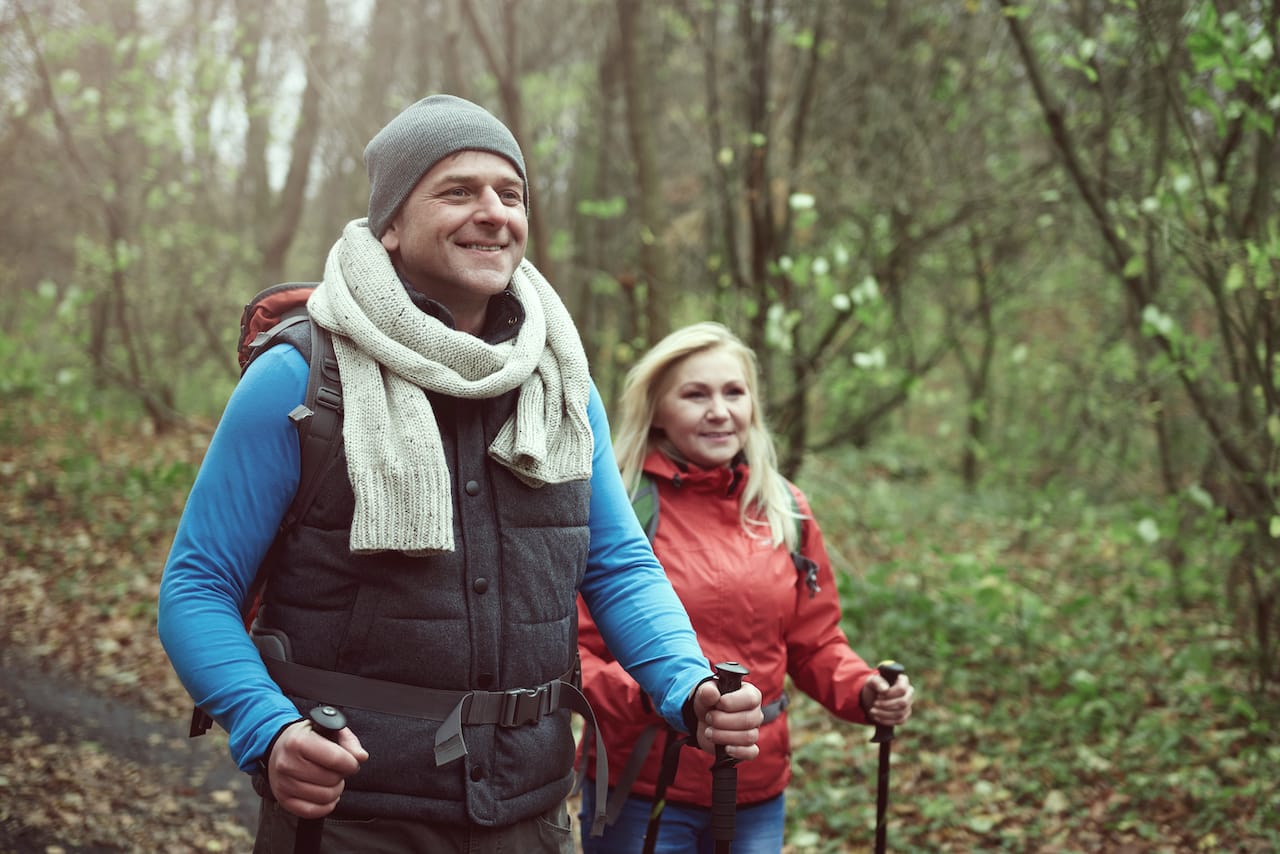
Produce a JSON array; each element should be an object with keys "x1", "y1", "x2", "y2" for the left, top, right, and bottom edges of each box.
[{"x1": 307, "y1": 218, "x2": 593, "y2": 555}]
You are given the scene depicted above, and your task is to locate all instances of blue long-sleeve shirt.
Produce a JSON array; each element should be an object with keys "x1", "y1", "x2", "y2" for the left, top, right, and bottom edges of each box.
[{"x1": 157, "y1": 343, "x2": 708, "y2": 773}]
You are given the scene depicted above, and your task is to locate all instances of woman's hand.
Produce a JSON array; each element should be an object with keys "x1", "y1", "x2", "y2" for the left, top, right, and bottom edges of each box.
[{"x1": 861, "y1": 672, "x2": 915, "y2": 727}]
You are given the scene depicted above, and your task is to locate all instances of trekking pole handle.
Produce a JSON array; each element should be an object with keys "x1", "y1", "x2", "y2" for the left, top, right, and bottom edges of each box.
[
  {"x1": 714, "y1": 661, "x2": 748, "y2": 695},
  {"x1": 310, "y1": 704, "x2": 346, "y2": 740},
  {"x1": 711, "y1": 662, "x2": 748, "y2": 765},
  {"x1": 710, "y1": 662, "x2": 749, "y2": 852},
  {"x1": 294, "y1": 705, "x2": 347, "y2": 854},
  {"x1": 870, "y1": 661, "x2": 905, "y2": 744}
]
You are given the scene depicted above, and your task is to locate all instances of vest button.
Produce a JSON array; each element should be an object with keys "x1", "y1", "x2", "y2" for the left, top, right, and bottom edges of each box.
[
  {"x1": 473, "y1": 577, "x2": 489, "y2": 594},
  {"x1": 465, "y1": 480, "x2": 480, "y2": 496},
  {"x1": 470, "y1": 765, "x2": 485, "y2": 782}
]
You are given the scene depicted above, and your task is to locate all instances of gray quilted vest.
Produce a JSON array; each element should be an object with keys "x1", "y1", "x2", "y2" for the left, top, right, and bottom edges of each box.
[{"x1": 255, "y1": 381, "x2": 592, "y2": 827}]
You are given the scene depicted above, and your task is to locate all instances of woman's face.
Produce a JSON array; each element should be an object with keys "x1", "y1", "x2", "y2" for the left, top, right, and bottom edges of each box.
[{"x1": 651, "y1": 347, "x2": 753, "y2": 469}]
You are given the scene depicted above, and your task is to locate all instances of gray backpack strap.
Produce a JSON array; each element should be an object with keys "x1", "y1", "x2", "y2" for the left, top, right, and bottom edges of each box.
[{"x1": 283, "y1": 323, "x2": 341, "y2": 528}]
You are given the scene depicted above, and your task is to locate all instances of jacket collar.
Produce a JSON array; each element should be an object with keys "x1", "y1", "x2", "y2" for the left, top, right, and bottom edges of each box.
[
  {"x1": 401, "y1": 280, "x2": 525, "y2": 345},
  {"x1": 643, "y1": 449, "x2": 748, "y2": 498}
]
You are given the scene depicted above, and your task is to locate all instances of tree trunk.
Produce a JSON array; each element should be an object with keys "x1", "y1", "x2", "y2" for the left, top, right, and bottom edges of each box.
[
  {"x1": 616, "y1": 0, "x2": 671, "y2": 344},
  {"x1": 259, "y1": 0, "x2": 329, "y2": 284}
]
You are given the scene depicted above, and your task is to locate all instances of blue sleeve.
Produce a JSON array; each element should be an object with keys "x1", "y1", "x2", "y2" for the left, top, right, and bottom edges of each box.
[
  {"x1": 579, "y1": 382, "x2": 710, "y2": 731},
  {"x1": 156, "y1": 345, "x2": 311, "y2": 773}
]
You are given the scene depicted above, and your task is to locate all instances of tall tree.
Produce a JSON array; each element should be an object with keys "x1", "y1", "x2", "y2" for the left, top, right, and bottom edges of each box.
[
  {"x1": 995, "y1": 0, "x2": 1280, "y2": 683},
  {"x1": 616, "y1": 0, "x2": 672, "y2": 342}
]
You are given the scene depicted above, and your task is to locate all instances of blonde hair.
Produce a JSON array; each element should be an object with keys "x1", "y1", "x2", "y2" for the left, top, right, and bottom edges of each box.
[{"x1": 613, "y1": 322, "x2": 802, "y2": 550}]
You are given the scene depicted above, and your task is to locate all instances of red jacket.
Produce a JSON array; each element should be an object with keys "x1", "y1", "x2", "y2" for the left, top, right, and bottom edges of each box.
[{"x1": 577, "y1": 451, "x2": 875, "y2": 808}]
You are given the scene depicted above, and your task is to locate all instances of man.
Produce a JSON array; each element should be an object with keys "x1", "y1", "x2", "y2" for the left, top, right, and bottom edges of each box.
[{"x1": 158, "y1": 94, "x2": 762, "y2": 853}]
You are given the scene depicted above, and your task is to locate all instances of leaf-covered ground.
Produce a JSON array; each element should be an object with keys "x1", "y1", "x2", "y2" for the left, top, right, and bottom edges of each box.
[
  {"x1": 1, "y1": 414, "x2": 257, "y2": 852},
  {"x1": 1, "y1": 411, "x2": 1275, "y2": 852}
]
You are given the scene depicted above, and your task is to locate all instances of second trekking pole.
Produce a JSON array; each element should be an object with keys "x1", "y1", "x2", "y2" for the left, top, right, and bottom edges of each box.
[
  {"x1": 294, "y1": 704, "x2": 346, "y2": 854},
  {"x1": 871, "y1": 661, "x2": 906, "y2": 854},
  {"x1": 710, "y1": 661, "x2": 749, "y2": 854}
]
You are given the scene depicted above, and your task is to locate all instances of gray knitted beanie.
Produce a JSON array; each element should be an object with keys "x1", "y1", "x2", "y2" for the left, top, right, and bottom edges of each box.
[{"x1": 364, "y1": 94, "x2": 528, "y2": 237}]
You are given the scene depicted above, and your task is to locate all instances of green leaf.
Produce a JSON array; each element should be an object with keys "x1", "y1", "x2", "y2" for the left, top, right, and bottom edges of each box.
[
  {"x1": 1224, "y1": 263, "x2": 1246, "y2": 292},
  {"x1": 1123, "y1": 254, "x2": 1146, "y2": 278}
]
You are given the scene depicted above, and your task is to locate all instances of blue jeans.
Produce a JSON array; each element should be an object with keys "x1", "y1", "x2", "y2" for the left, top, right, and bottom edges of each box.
[{"x1": 579, "y1": 783, "x2": 786, "y2": 854}]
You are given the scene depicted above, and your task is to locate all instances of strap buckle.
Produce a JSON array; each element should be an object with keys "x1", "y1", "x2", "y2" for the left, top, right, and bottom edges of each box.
[
  {"x1": 500, "y1": 684, "x2": 553, "y2": 727},
  {"x1": 314, "y1": 385, "x2": 343, "y2": 412}
]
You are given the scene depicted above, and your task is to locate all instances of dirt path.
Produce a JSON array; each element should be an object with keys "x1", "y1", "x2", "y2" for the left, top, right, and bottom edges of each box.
[{"x1": 0, "y1": 650, "x2": 257, "y2": 852}]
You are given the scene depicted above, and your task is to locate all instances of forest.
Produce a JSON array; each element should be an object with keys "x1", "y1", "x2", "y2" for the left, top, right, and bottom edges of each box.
[{"x1": 0, "y1": 0, "x2": 1277, "y2": 851}]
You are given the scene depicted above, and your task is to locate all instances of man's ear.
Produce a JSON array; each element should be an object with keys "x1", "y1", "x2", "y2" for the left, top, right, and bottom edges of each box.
[{"x1": 380, "y1": 220, "x2": 399, "y2": 252}]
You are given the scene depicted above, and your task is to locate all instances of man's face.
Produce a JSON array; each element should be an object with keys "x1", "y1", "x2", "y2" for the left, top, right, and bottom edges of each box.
[{"x1": 379, "y1": 150, "x2": 527, "y2": 332}]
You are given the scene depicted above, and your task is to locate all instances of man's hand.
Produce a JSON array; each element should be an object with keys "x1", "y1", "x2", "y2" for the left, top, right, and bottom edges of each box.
[
  {"x1": 691, "y1": 678, "x2": 763, "y2": 760},
  {"x1": 861, "y1": 672, "x2": 915, "y2": 727},
  {"x1": 267, "y1": 719, "x2": 369, "y2": 819}
]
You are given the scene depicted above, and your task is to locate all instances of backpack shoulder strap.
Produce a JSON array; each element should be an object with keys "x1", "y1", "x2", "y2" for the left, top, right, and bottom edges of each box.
[
  {"x1": 283, "y1": 322, "x2": 342, "y2": 529},
  {"x1": 243, "y1": 311, "x2": 344, "y2": 530},
  {"x1": 630, "y1": 472, "x2": 661, "y2": 543}
]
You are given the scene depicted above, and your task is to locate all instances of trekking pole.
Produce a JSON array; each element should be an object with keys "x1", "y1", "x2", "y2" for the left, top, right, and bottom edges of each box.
[
  {"x1": 640, "y1": 728, "x2": 691, "y2": 854},
  {"x1": 871, "y1": 661, "x2": 905, "y2": 854},
  {"x1": 294, "y1": 705, "x2": 346, "y2": 854},
  {"x1": 711, "y1": 661, "x2": 749, "y2": 854}
]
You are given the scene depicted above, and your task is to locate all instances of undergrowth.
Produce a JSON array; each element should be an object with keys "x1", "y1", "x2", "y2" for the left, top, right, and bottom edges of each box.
[{"x1": 785, "y1": 448, "x2": 1279, "y2": 852}]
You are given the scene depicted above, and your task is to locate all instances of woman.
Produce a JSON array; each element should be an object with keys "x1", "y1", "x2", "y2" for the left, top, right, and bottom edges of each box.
[{"x1": 577, "y1": 322, "x2": 914, "y2": 853}]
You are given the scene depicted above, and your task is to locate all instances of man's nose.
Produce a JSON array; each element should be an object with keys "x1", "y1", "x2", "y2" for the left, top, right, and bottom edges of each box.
[{"x1": 474, "y1": 187, "x2": 510, "y2": 222}]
